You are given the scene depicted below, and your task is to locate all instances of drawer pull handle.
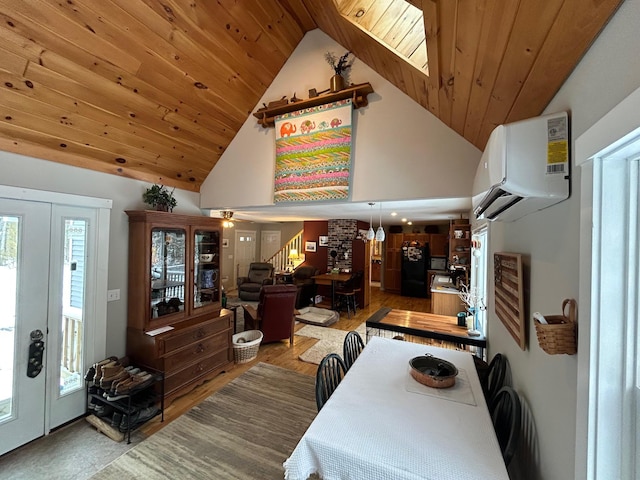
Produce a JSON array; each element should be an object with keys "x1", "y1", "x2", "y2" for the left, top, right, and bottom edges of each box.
[
  {"x1": 196, "y1": 329, "x2": 205, "y2": 338},
  {"x1": 196, "y1": 344, "x2": 205, "y2": 353},
  {"x1": 196, "y1": 363, "x2": 204, "y2": 372}
]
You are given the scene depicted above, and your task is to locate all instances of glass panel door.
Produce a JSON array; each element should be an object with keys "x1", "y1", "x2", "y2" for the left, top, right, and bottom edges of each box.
[
  {"x1": 150, "y1": 228, "x2": 186, "y2": 319},
  {"x1": 0, "y1": 215, "x2": 18, "y2": 422},
  {"x1": 59, "y1": 219, "x2": 87, "y2": 396},
  {"x1": 0, "y1": 200, "x2": 50, "y2": 456},
  {"x1": 194, "y1": 229, "x2": 220, "y2": 310}
]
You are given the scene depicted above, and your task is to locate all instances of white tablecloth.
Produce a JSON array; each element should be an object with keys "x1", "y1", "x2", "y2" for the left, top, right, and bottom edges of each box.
[{"x1": 284, "y1": 336, "x2": 509, "y2": 480}]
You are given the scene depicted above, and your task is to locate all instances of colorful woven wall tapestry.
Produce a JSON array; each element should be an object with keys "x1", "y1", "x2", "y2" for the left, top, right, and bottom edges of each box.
[{"x1": 274, "y1": 99, "x2": 353, "y2": 203}]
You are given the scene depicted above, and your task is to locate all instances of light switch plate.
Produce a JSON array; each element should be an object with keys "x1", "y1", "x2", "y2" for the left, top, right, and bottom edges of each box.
[{"x1": 107, "y1": 289, "x2": 120, "y2": 301}]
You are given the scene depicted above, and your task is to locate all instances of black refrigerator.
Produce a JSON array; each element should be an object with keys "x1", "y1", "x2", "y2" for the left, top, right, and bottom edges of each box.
[{"x1": 401, "y1": 242, "x2": 430, "y2": 298}]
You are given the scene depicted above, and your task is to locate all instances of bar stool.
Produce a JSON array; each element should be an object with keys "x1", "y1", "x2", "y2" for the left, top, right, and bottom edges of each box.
[{"x1": 335, "y1": 271, "x2": 363, "y2": 319}]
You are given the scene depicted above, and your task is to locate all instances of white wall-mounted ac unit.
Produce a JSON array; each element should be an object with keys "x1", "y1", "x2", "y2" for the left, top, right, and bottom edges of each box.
[{"x1": 472, "y1": 111, "x2": 570, "y2": 222}]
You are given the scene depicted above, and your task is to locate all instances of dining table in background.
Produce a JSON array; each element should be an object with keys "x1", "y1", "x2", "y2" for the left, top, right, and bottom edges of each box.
[
  {"x1": 311, "y1": 272, "x2": 352, "y2": 310},
  {"x1": 284, "y1": 336, "x2": 509, "y2": 480}
]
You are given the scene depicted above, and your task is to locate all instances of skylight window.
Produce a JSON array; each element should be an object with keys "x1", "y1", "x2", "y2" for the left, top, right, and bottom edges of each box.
[{"x1": 333, "y1": 0, "x2": 428, "y2": 74}]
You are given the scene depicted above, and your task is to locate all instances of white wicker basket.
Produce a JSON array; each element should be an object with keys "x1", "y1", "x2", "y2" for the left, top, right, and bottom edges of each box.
[{"x1": 232, "y1": 330, "x2": 263, "y2": 364}]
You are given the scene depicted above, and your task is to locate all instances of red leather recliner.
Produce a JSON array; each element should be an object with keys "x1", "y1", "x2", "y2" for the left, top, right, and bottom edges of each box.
[{"x1": 242, "y1": 284, "x2": 297, "y2": 345}]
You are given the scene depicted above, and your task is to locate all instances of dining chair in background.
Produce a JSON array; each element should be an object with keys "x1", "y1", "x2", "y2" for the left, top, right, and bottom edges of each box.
[
  {"x1": 343, "y1": 330, "x2": 365, "y2": 370},
  {"x1": 315, "y1": 353, "x2": 347, "y2": 411},
  {"x1": 335, "y1": 270, "x2": 363, "y2": 319},
  {"x1": 485, "y1": 353, "x2": 508, "y2": 408},
  {"x1": 490, "y1": 385, "x2": 521, "y2": 466}
]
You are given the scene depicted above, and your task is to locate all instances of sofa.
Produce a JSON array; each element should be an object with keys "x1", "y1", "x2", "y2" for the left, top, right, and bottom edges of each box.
[{"x1": 237, "y1": 262, "x2": 274, "y2": 301}]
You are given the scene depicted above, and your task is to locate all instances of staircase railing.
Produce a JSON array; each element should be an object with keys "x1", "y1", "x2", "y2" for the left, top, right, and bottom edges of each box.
[{"x1": 267, "y1": 230, "x2": 305, "y2": 272}]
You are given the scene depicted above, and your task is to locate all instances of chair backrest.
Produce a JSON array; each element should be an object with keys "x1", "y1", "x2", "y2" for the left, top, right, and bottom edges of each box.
[
  {"x1": 256, "y1": 284, "x2": 297, "y2": 343},
  {"x1": 337, "y1": 270, "x2": 364, "y2": 293},
  {"x1": 486, "y1": 354, "x2": 507, "y2": 406},
  {"x1": 315, "y1": 353, "x2": 347, "y2": 411},
  {"x1": 247, "y1": 262, "x2": 274, "y2": 283},
  {"x1": 343, "y1": 331, "x2": 365, "y2": 370},
  {"x1": 351, "y1": 270, "x2": 364, "y2": 291},
  {"x1": 490, "y1": 386, "x2": 521, "y2": 466},
  {"x1": 292, "y1": 265, "x2": 318, "y2": 282}
]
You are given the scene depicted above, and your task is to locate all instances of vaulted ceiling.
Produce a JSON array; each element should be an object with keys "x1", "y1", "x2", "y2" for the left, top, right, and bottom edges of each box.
[{"x1": 0, "y1": 0, "x2": 622, "y2": 192}]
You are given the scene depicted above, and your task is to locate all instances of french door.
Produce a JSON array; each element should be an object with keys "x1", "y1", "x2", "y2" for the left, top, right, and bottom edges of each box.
[{"x1": 0, "y1": 191, "x2": 110, "y2": 456}]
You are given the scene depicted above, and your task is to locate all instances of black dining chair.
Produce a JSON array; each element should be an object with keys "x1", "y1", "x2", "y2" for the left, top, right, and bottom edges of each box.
[
  {"x1": 490, "y1": 386, "x2": 521, "y2": 466},
  {"x1": 315, "y1": 353, "x2": 347, "y2": 411},
  {"x1": 343, "y1": 330, "x2": 365, "y2": 371},
  {"x1": 485, "y1": 353, "x2": 507, "y2": 408}
]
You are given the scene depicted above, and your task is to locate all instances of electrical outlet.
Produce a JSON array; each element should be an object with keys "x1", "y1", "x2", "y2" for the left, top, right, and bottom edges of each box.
[{"x1": 107, "y1": 289, "x2": 120, "y2": 302}]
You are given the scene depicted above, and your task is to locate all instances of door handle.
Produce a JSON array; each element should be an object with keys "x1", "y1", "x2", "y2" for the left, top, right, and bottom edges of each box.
[{"x1": 27, "y1": 329, "x2": 45, "y2": 378}]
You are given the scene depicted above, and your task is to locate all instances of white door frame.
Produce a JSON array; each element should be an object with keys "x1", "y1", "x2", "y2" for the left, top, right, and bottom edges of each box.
[
  {"x1": 575, "y1": 86, "x2": 640, "y2": 479},
  {"x1": 0, "y1": 185, "x2": 111, "y2": 449}
]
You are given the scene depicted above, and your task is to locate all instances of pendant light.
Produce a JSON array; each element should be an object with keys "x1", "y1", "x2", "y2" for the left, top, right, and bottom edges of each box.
[
  {"x1": 366, "y1": 202, "x2": 375, "y2": 240},
  {"x1": 375, "y1": 202, "x2": 385, "y2": 242}
]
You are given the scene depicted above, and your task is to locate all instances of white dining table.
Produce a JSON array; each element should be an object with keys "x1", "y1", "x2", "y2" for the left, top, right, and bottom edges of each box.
[{"x1": 283, "y1": 336, "x2": 509, "y2": 480}]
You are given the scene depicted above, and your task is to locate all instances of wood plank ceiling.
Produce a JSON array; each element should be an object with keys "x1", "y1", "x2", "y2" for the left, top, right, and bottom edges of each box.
[{"x1": 0, "y1": 0, "x2": 623, "y2": 192}]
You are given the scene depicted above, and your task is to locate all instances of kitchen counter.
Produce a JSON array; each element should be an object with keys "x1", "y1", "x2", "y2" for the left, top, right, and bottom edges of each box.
[
  {"x1": 430, "y1": 275, "x2": 464, "y2": 315},
  {"x1": 431, "y1": 274, "x2": 459, "y2": 293}
]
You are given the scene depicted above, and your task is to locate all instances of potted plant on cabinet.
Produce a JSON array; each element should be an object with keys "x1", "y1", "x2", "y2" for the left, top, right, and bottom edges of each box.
[{"x1": 142, "y1": 184, "x2": 177, "y2": 212}]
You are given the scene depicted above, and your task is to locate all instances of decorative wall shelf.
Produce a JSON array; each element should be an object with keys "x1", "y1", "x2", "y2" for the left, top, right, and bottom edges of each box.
[{"x1": 252, "y1": 82, "x2": 374, "y2": 128}]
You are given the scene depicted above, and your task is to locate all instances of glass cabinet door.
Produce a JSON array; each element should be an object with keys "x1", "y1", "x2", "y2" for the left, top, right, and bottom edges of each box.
[
  {"x1": 150, "y1": 228, "x2": 186, "y2": 318},
  {"x1": 193, "y1": 229, "x2": 220, "y2": 310}
]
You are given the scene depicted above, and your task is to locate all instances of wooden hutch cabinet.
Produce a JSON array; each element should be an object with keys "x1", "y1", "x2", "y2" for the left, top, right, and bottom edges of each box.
[{"x1": 125, "y1": 210, "x2": 233, "y2": 404}]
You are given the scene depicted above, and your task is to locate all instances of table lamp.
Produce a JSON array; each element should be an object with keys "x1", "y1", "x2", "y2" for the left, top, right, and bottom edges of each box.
[{"x1": 288, "y1": 249, "x2": 299, "y2": 272}]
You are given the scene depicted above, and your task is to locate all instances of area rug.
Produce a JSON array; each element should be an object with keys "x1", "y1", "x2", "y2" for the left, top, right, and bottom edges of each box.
[
  {"x1": 89, "y1": 363, "x2": 316, "y2": 480},
  {"x1": 297, "y1": 323, "x2": 366, "y2": 365}
]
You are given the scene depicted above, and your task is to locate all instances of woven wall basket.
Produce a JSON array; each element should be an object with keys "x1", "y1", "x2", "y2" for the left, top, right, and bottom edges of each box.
[{"x1": 534, "y1": 299, "x2": 577, "y2": 355}]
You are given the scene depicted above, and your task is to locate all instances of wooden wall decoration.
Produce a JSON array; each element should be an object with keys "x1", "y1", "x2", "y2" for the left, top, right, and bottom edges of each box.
[{"x1": 494, "y1": 252, "x2": 526, "y2": 350}]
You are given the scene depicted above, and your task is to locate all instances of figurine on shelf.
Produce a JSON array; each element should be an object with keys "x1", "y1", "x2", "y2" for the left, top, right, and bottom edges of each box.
[{"x1": 267, "y1": 95, "x2": 288, "y2": 108}]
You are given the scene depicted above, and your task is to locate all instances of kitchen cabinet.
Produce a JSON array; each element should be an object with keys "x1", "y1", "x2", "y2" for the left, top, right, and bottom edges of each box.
[
  {"x1": 125, "y1": 210, "x2": 233, "y2": 404},
  {"x1": 429, "y1": 234, "x2": 448, "y2": 257},
  {"x1": 383, "y1": 233, "x2": 403, "y2": 293},
  {"x1": 403, "y1": 233, "x2": 429, "y2": 244},
  {"x1": 383, "y1": 232, "x2": 448, "y2": 293},
  {"x1": 431, "y1": 290, "x2": 465, "y2": 316},
  {"x1": 371, "y1": 260, "x2": 381, "y2": 282}
]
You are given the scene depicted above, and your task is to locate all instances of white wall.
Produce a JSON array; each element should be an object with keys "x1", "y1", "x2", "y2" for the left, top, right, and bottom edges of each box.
[
  {"x1": 200, "y1": 29, "x2": 481, "y2": 209},
  {"x1": 479, "y1": 1, "x2": 640, "y2": 479},
  {"x1": 0, "y1": 151, "x2": 201, "y2": 356}
]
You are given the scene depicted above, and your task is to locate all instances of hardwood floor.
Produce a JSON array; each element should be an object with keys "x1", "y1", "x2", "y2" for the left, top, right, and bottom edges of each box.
[{"x1": 140, "y1": 285, "x2": 431, "y2": 436}]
